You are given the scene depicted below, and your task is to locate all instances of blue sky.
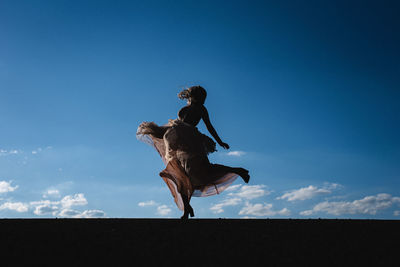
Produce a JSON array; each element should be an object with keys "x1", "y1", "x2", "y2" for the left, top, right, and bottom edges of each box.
[{"x1": 1, "y1": 0, "x2": 399, "y2": 218}]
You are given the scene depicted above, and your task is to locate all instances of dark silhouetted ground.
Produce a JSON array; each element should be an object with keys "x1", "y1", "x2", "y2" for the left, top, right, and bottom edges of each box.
[{"x1": 0, "y1": 219, "x2": 398, "y2": 266}]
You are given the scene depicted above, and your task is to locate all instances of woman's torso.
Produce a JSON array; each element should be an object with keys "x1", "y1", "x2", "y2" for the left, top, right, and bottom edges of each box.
[{"x1": 178, "y1": 104, "x2": 203, "y2": 126}]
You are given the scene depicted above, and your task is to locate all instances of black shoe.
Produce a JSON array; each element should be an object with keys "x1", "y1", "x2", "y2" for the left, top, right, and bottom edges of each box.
[
  {"x1": 239, "y1": 168, "x2": 250, "y2": 183},
  {"x1": 181, "y1": 205, "x2": 194, "y2": 219},
  {"x1": 188, "y1": 206, "x2": 194, "y2": 218}
]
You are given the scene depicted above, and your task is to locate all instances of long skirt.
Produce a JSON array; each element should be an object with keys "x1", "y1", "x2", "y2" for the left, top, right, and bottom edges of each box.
[{"x1": 137, "y1": 119, "x2": 238, "y2": 210}]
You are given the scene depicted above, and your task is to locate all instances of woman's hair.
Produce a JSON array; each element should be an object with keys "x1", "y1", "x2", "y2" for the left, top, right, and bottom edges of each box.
[{"x1": 178, "y1": 85, "x2": 207, "y2": 104}]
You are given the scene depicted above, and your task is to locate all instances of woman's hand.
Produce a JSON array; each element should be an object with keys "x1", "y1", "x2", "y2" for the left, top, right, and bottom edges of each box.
[{"x1": 219, "y1": 142, "x2": 230, "y2": 149}]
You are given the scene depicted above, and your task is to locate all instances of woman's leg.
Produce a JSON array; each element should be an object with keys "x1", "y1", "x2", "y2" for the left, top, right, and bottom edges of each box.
[
  {"x1": 159, "y1": 158, "x2": 195, "y2": 219},
  {"x1": 208, "y1": 164, "x2": 250, "y2": 184},
  {"x1": 180, "y1": 193, "x2": 194, "y2": 219}
]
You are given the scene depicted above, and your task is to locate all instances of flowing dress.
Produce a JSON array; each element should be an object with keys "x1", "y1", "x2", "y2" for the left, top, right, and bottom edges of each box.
[{"x1": 137, "y1": 119, "x2": 238, "y2": 210}]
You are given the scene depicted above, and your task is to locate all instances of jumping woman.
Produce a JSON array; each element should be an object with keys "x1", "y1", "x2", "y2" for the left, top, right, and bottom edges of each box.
[{"x1": 137, "y1": 86, "x2": 249, "y2": 219}]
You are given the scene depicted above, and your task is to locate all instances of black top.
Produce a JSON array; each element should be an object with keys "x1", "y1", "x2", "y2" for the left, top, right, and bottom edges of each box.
[{"x1": 178, "y1": 104, "x2": 203, "y2": 127}]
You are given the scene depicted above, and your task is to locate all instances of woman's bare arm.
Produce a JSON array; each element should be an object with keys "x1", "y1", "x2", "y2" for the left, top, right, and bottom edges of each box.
[{"x1": 201, "y1": 106, "x2": 230, "y2": 149}]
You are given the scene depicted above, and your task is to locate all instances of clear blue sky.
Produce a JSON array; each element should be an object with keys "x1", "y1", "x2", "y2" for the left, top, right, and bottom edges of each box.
[{"x1": 1, "y1": 0, "x2": 399, "y2": 218}]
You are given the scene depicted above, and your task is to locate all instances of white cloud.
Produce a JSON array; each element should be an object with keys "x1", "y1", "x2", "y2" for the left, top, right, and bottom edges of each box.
[
  {"x1": 30, "y1": 200, "x2": 60, "y2": 215},
  {"x1": 31, "y1": 147, "x2": 52, "y2": 155},
  {"x1": 394, "y1": 210, "x2": 400, "y2": 216},
  {"x1": 300, "y1": 209, "x2": 316, "y2": 216},
  {"x1": 138, "y1": 200, "x2": 172, "y2": 216},
  {"x1": 0, "y1": 149, "x2": 21, "y2": 156},
  {"x1": 228, "y1": 185, "x2": 270, "y2": 200},
  {"x1": 80, "y1": 209, "x2": 107, "y2": 218},
  {"x1": 224, "y1": 184, "x2": 242, "y2": 192},
  {"x1": 138, "y1": 200, "x2": 158, "y2": 207},
  {"x1": 210, "y1": 198, "x2": 242, "y2": 214},
  {"x1": 324, "y1": 183, "x2": 342, "y2": 190},
  {"x1": 30, "y1": 196, "x2": 106, "y2": 218},
  {"x1": 226, "y1": 151, "x2": 246, "y2": 157},
  {"x1": 277, "y1": 184, "x2": 340, "y2": 202},
  {"x1": 0, "y1": 180, "x2": 104, "y2": 217},
  {"x1": 30, "y1": 199, "x2": 60, "y2": 206},
  {"x1": 58, "y1": 209, "x2": 81, "y2": 217},
  {"x1": 156, "y1": 205, "x2": 172, "y2": 216},
  {"x1": 31, "y1": 147, "x2": 46, "y2": 154},
  {"x1": 57, "y1": 208, "x2": 106, "y2": 218},
  {"x1": 0, "y1": 202, "x2": 29, "y2": 212},
  {"x1": 42, "y1": 189, "x2": 61, "y2": 198},
  {"x1": 34, "y1": 204, "x2": 59, "y2": 216},
  {"x1": 0, "y1": 181, "x2": 18, "y2": 193},
  {"x1": 60, "y1": 193, "x2": 88, "y2": 208},
  {"x1": 278, "y1": 208, "x2": 291, "y2": 216},
  {"x1": 239, "y1": 202, "x2": 290, "y2": 217},
  {"x1": 210, "y1": 184, "x2": 272, "y2": 215},
  {"x1": 300, "y1": 193, "x2": 400, "y2": 216}
]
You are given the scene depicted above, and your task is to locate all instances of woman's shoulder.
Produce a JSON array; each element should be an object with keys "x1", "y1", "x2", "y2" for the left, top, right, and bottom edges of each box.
[{"x1": 198, "y1": 104, "x2": 208, "y2": 116}]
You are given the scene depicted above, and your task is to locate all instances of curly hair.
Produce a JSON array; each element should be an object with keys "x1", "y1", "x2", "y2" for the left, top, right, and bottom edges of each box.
[{"x1": 178, "y1": 85, "x2": 207, "y2": 104}]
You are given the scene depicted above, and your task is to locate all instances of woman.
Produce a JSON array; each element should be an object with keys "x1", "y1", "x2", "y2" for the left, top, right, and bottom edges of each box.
[{"x1": 137, "y1": 86, "x2": 249, "y2": 219}]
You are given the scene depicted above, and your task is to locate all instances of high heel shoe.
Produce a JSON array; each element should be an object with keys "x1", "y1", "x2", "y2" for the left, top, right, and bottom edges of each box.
[
  {"x1": 180, "y1": 212, "x2": 189, "y2": 220},
  {"x1": 188, "y1": 205, "x2": 194, "y2": 218},
  {"x1": 180, "y1": 205, "x2": 194, "y2": 219}
]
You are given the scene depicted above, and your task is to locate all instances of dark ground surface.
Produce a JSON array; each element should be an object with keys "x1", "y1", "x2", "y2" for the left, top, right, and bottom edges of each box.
[{"x1": 0, "y1": 219, "x2": 398, "y2": 266}]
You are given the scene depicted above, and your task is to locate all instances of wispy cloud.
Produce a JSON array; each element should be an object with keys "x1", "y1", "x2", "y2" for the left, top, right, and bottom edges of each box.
[
  {"x1": 210, "y1": 184, "x2": 274, "y2": 215},
  {"x1": 32, "y1": 201, "x2": 59, "y2": 216},
  {"x1": 228, "y1": 184, "x2": 270, "y2": 200},
  {"x1": 0, "y1": 146, "x2": 52, "y2": 157},
  {"x1": 0, "y1": 181, "x2": 18, "y2": 193},
  {"x1": 277, "y1": 183, "x2": 341, "y2": 202},
  {"x1": 300, "y1": 193, "x2": 400, "y2": 216},
  {"x1": 42, "y1": 189, "x2": 61, "y2": 199},
  {"x1": 210, "y1": 198, "x2": 242, "y2": 214},
  {"x1": 0, "y1": 181, "x2": 106, "y2": 218},
  {"x1": 0, "y1": 149, "x2": 21, "y2": 156},
  {"x1": 58, "y1": 209, "x2": 107, "y2": 218},
  {"x1": 31, "y1": 148, "x2": 41, "y2": 154},
  {"x1": 58, "y1": 209, "x2": 82, "y2": 217},
  {"x1": 0, "y1": 202, "x2": 29, "y2": 212},
  {"x1": 138, "y1": 200, "x2": 172, "y2": 216},
  {"x1": 60, "y1": 193, "x2": 88, "y2": 208},
  {"x1": 79, "y1": 209, "x2": 107, "y2": 218},
  {"x1": 224, "y1": 184, "x2": 242, "y2": 192},
  {"x1": 226, "y1": 151, "x2": 246, "y2": 157},
  {"x1": 239, "y1": 202, "x2": 290, "y2": 217},
  {"x1": 138, "y1": 200, "x2": 158, "y2": 207},
  {"x1": 156, "y1": 205, "x2": 172, "y2": 216},
  {"x1": 29, "y1": 194, "x2": 106, "y2": 218},
  {"x1": 31, "y1": 146, "x2": 52, "y2": 155}
]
